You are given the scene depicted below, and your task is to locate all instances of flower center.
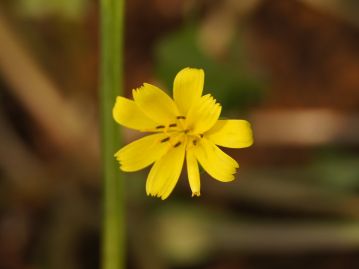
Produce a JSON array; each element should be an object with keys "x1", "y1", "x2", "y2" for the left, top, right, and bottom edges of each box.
[{"x1": 156, "y1": 116, "x2": 202, "y2": 150}]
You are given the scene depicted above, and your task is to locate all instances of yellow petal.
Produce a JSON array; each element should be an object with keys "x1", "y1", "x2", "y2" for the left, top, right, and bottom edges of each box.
[
  {"x1": 186, "y1": 94, "x2": 221, "y2": 134},
  {"x1": 146, "y1": 143, "x2": 185, "y2": 200},
  {"x1": 173, "y1": 68, "x2": 204, "y2": 115},
  {"x1": 133, "y1": 83, "x2": 179, "y2": 124},
  {"x1": 186, "y1": 149, "x2": 200, "y2": 197},
  {"x1": 113, "y1": 96, "x2": 157, "y2": 131},
  {"x1": 193, "y1": 138, "x2": 238, "y2": 182},
  {"x1": 206, "y1": 120, "x2": 253, "y2": 148},
  {"x1": 114, "y1": 133, "x2": 169, "y2": 172}
]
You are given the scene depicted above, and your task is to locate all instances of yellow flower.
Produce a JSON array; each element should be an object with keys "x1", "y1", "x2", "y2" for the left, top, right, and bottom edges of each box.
[{"x1": 113, "y1": 67, "x2": 253, "y2": 200}]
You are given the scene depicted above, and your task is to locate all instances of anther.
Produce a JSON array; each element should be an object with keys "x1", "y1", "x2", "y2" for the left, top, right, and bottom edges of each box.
[
  {"x1": 192, "y1": 140, "x2": 197, "y2": 145},
  {"x1": 169, "y1": 123, "x2": 177, "y2": 127},
  {"x1": 184, "y1": 129, "x2": 189, "y2": 134},
  {"x1": 174, "y1": 141, "x2": 181, "y2": 148},
  {"x1": 156, "y1": 125, "x2": 165, "y2": 129},
  {"x1": 160, "y1": 137, "x2": 170, "y2": 143},
  {"x1": 200, "y1": 134, "x2": 204, "y2": 138},
  {"x1": 176, "y1": 116, "x2": 186, "y2": 120}
]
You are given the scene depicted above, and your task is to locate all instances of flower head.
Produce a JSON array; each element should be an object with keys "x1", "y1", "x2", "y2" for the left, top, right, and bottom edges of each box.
[{"x1": 113, "y1": 68, "x2": 253, "y2": 199}]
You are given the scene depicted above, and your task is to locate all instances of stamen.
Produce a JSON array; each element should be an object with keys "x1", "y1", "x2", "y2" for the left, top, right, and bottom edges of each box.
[
  {"x1": 174, "y1": 141, "x2": 181, "y2": 148},
  {"x1": 176, "y1": 116, "x2": 186, "y2": 120},
  {"x1": 156, "y1": 125, "x2": 165, "y2": 129},
  {"x1": 160, "y1": 137, "x2": 170, "y2": 143},
  {"x1": 169, "y1": 123, "x2": 177, "y2": 127},
  {"x1": 192, "y1": 140, "x2": 197, "y2": 145},
  {"x1": 199, "y1": 134, "x2": 204, "y2": 138},
  {"x1": 184, "y1": 129, "x2": 189, "y2": 134}
]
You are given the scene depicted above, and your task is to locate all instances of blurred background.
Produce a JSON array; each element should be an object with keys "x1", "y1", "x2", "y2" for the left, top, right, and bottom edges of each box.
[{"x1": 1, "y1": 0, "x2": 359, "y2": 268}]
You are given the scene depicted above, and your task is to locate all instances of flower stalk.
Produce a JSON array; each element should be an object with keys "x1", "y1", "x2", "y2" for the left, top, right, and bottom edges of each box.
[{"x1": 100, "y1": 0, "x2": 125, "y2": 268}]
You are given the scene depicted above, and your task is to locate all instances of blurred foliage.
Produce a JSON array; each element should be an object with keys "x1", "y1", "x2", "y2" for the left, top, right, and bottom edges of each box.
[
  {"x1": 16, "y1": 0, "x2": 88, "y2": 20},
  {"x1": 153, "y1": 203, "x2": 212, "y2": 266},
  {"x1": 154, "y1": 23, "x2": 264, "y2": 112},
  {"x1": 312, "y1": 149, "x2": 359, "y2": 192}
]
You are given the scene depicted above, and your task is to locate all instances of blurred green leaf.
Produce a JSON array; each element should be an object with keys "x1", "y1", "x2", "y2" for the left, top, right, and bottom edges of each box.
[
  {"x1": 312, "y1": 150, "x2": 359, "y2": 191},
  {"x1": 154, "y1": 23, "x2": 264, "y2": 112}
]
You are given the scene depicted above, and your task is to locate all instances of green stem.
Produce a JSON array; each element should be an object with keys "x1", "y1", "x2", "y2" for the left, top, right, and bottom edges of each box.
[{"x1": 100, "y1": 0, "x2": 125, "y2": 269}]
